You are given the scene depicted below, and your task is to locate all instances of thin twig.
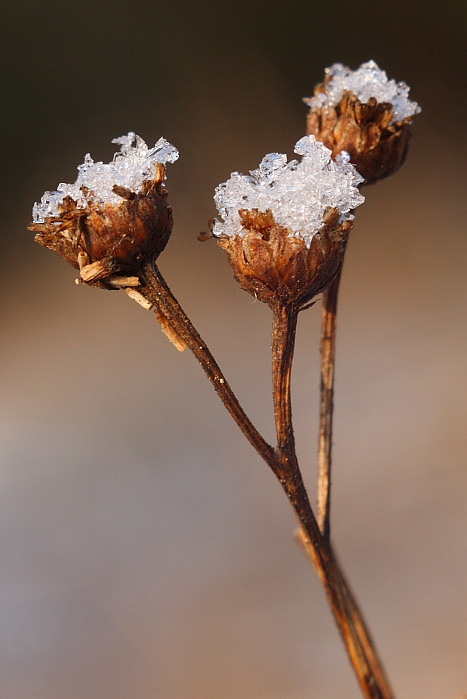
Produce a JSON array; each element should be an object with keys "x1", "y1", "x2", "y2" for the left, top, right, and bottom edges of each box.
[
  {"x1": 317, "y1": 267, "x2": 342, "y2": 539},
  {"x1": 140, "y1": 261, "x2": 280, "y2": 473}
]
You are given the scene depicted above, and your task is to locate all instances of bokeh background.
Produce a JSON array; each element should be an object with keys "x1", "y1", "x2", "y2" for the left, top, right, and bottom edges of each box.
[{"x1": 1, "y1": 1, "x2": 466, "y2": 697}]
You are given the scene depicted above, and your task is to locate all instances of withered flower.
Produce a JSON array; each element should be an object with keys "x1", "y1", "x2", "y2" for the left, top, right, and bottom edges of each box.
[
  {"x1": 213, "y1": 136, "x2": 364, "y2": 309},
  {"x1": 304, "y1": 60, "x2": 421, "y2": 183},
  {"x1": 29, "y1": 133, "x2": 179, "y2": 288}
]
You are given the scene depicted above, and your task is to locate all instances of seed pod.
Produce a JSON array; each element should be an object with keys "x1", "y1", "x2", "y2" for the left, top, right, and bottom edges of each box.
[
  {"x1": 217, "y1": 208, "x2": 351, "y2": 309},
  {"x1": 304, "y1": 61, "x2": 420, "y2": 183},
  {"x1": 29, "y1": 133, "x2": 178, "y2": 288},
  {"x1": 212, "y1": 136, "x2": 364, "y2": 309}
]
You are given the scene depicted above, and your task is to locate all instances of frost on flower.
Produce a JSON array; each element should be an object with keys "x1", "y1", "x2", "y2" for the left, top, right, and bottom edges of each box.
[
  {"x1": 30, "y1": 133, "x2": 178, "y2": 287},
  {"x1": 32, "y1": 132, "x2": 179, "y2": 223},
  {"x1": 304, "y1": 61, "x2": 420, "y2": 183},
  {"x1": 213, "y1": 135, "x2": 364, "y2": 248},
  {"x1": 305, "y1": 60, "x2": 421, "y2": 123}
]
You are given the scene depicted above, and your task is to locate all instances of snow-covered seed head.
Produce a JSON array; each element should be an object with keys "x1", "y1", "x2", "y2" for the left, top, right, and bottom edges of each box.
[
  {"x1": 304, "y1": 60, "x2": 421, "y2": 183},
  {"x1": 212, "y1": 136, "x2": 364, "y2": 308},
  {"x1": 29, "y1": 133, "x2": 179, "y2": 288}
]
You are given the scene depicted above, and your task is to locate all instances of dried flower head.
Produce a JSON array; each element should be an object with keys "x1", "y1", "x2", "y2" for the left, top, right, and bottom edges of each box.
[
  {"x1": 213, "y1": 136, "x2": 364, "y2": 308},
  {"x1": 29, "y1": 133, "x2": 179, "y2": 288},
  {"x1": 304, "y1": 60, "x2": 421, "y2": 183}
]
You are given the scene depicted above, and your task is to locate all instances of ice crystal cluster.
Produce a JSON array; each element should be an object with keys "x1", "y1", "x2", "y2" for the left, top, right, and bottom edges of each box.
[
  {"x1": 213, "y1": 136, "x2": 365, "y2": 248},
  {"x1": 305, "y1": 60, "x2": 421, "y2": 123},
  {"x1": 32, "y1": 133, "x2": 179, "y2": 223}
]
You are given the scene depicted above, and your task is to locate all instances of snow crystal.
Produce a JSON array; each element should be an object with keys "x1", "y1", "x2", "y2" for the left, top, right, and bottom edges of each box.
[
  {"x1": 213, "y1": 135, "x2": 365, "y2": 248},
  {"x1": 305, "y1": 60, "x2": 421, "y2": 123},
  {"x1": 32, "y1": 133, "x2": 179, "y2": 223}
]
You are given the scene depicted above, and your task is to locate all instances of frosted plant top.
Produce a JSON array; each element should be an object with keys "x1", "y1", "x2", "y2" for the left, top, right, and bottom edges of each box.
[
  {"x1": 305, "y1": 60, "x2": 421, "y2": 123},
  {"x1": 32, "y1": 133, "x2": 179, "y2": 223},
  {"x1": 213, "y1": 135, "x2": 365, "y2": 248}
]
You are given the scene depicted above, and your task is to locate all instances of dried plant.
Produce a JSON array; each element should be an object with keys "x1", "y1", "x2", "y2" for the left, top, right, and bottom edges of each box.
[{"x1": 29, "y1": 61, "x2": 420, "y2": 698}]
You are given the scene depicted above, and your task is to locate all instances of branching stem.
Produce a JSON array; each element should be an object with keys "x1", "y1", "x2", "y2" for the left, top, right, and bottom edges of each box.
[
  {"x1": 136, "y1": 260, "x2": 394, "y2": 699},
  {"x1": 271, "y1": 299, "x2": 394, "y2": 699}
]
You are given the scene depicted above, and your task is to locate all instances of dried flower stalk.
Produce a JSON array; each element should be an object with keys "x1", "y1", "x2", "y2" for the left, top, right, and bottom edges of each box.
[{"x1": 306, "y1": 61, "x2": 420, "y2": 542}]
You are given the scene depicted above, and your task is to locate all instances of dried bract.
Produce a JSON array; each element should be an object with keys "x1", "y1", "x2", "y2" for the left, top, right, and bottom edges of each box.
[
  {"x1": 304, "y1": 61, "x2": 421, "y2": 183},
  {"x1": 29, "y1": 133, "x2": 178, "y2": 288},
  {"x1": 218, "y1": 208, "x2": 352, "y2": 308}
]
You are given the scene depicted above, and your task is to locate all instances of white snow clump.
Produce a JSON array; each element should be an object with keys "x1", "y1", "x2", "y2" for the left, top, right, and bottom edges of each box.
[
  {"x1": 305, "y1": 60, "x2": 421, "y2": 123},
  {"x1": 213, "y1": 135, "x2": 365, "y2": 248},
  {"x1": 33, "y1": 133, "x2": 179, "y2": 223}
]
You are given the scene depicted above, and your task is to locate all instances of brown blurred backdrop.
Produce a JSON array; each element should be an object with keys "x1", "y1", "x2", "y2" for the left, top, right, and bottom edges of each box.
[{"x1": 1, "y1": 1, "x2": 466, "y2": 697}]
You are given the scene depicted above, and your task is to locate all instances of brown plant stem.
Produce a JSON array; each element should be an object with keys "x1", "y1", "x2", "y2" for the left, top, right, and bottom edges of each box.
[
  {"x1": 288, "y1": 482, "x2": 394, "y2": 699},
  {"x1": 138, "y1": 260, "x2": 394, "y2": 699},
  {"x1": 293, "y1": 516, "x2": 395, "y2": 699},
  {"x1": 271, "y1": 302, "x2": 299, "y2": 468},
  {"x1": 140, "y1": 260, "x2": 277, "y2": 470},
  {"x1": 271, "y1": 299, "x2": 394, "y2": 699},
  {"x1": 317, "y1": 266, "x2": 342, "y2": 539}
]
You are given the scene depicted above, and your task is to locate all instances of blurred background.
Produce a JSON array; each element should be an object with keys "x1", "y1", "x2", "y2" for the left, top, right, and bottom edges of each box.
[{"x1": 1, "y1": 0, "x2": 466, "y2": 697}]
